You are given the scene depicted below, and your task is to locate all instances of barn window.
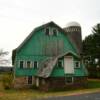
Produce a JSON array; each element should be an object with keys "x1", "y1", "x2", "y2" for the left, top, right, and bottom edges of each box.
[
  {"x1": 45, "y1": 28, "x2": 50, "y2": 35},
  {"x1": 53, "y1": 28, "x2": 58, "y2": 36},
  {"x1": 26, "y1": 61, "x2": 32, "y2": 68},
  {"x1": 65, "y1": 77, "x2": 73, "y2": 83},
  {"x1": 75, "y1": 61, "x2": 80, "y2": 68},
  {"x1": 57, "y1": 60, "x2": 63, "y2": 67},
  {"x1": 19, "y1": 61, "x2": 24, "y2": 68},
  {"x1": 27, "y1": 76, "x2": 32, "y2": 84},
  {"x1": 33, "y1": 61, "x2": 38, "y2": 69}
]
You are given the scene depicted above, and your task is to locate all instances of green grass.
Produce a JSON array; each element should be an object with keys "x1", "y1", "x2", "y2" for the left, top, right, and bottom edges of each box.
[
  {"x1": 87, "y1": 79, "x2": 100, "y2": 88},
  {"x1": 0, "y1": 73, "x2": 100, "y2": 100}
]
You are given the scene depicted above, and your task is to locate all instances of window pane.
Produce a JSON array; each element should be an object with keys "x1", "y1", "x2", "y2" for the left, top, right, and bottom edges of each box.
[
  {"x1": 34, "y1": 61, "x2": 38, "y2": 68},
  {"x1": 20, "y1": 61, "x2": 24, "y2": 68},
  {"x1": 28, "y1": 76, "x2": 32, "y2": 84},
  {"x1": 45, "y1": 28, "x2": 49, "y2": 35},
  {"x1": 75, "y1": 61, "x2": 80, "y2": 68},
  {"x1": 65, "y1": 77, "x2": 73, "y2": 83},
  {"x1": 53, "y1": 29, "x2": 57, "y2": 36},
  {"x1": 27, "y1": 61, "x2": 31, "y2": 68},
  {"x1": 58, "y1": 60, "x2": 63, "y2": 67}
]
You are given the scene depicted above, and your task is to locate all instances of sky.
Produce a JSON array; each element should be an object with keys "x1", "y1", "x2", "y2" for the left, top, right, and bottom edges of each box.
[{"x1": 0, "y1": 0, "x2": 100, "y2": 66}]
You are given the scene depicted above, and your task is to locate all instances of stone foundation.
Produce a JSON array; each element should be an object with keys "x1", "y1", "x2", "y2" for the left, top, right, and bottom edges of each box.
[
  {"x1": 13, "y1": 76, "x2": 87, "y2": 91},
  {"x1": 38, "y1": 76, "x2": 87, "y2": 91}
]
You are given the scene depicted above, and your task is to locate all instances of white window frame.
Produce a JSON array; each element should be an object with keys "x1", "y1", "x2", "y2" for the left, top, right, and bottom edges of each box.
[
  {"x1": 65, "y1": 77, "x2": 74, "y2": 84},
  {"x1": 45, "y1": 27, "x2": 50, "y2": 35},
  {"x1": 74, "y1": 61, "x2": 80, "y2": 68},
  {"x1": 27, "y1": 76, "x2": 33, "y2": 85},
  {"x1": 33, "y1": 61, "x2": 38, "y2": 69},
  {"x1": 52, "y1": 28, "x2": 58, "y2": 36},
  {"x1": 19, "y1": 60, "x2": 25, "y2": 68},
  {"x1": 26, "y1": 61, "x2": 32, "y2": 68},
  {"x1": 57, "y1": 60, "x2": 63, "y2": 68}
]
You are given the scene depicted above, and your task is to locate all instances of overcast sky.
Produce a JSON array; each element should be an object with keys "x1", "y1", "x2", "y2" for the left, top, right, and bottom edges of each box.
[{"x1": 0, "y1": 0, "x2": 100, "y2": 66}]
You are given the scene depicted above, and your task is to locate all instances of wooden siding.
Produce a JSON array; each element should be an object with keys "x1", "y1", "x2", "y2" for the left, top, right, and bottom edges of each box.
[{"x1": 14, "y1": 25, "x2": 86, "y2": 77}]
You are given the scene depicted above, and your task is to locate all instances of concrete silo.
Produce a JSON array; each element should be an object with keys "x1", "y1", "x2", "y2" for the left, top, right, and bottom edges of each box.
[{"x1": 64, "y1": 22, "x2": 82, "y2": 55}]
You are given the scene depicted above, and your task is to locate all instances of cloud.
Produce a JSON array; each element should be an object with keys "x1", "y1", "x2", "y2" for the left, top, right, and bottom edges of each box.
[{"x1": 0, "y1": 0, "x2": 100, "y2": 65}]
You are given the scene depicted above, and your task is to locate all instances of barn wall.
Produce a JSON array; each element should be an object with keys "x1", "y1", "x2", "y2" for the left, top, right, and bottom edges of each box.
[
  {"x1": 13, "y1": 76, "x2": 35, "y2": 89},
  {"x1": 39, "y1": 77, "x2": 87, "y2": 91},
  {"x1": 15, "y1": 25, "x2": 77, "y2": 76}
]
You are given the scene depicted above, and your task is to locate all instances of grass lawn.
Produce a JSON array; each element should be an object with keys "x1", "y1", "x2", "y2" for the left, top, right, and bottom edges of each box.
[
  {"x1": 87, "y1": 79, "x2": 100, "y2": 88},
  {"x1": 0, "y1": 76, "x2": 100, "y2": 100}
]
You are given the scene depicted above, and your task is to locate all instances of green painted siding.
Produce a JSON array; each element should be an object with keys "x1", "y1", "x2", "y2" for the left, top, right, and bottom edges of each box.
[
  {"x1": 15, "y1": 68, "x2": 37, "y2": 76},
  {"x1": 50, "y1": 57, "x2": 86, "y2": 77},
  {"x1": 17, "y1": 29, "x2": 77, "y2": 56},
  {"x1": 14, "y1": 25, "x2": 86, "y2": 77}
]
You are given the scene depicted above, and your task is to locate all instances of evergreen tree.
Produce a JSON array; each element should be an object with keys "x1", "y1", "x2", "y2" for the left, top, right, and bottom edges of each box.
[{"x1": 83, "y1": 23, "x2": 100, "y2": 78}]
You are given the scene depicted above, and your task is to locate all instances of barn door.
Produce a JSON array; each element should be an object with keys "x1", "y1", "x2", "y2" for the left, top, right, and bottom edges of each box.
[{"x1": 64, "y1": 56, "x2": 74, "y2": 74}]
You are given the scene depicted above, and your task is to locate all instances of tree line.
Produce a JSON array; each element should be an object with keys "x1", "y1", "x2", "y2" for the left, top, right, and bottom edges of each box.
[{"x1": 83, "y1": 23, "x2": 100, "y2": 78}]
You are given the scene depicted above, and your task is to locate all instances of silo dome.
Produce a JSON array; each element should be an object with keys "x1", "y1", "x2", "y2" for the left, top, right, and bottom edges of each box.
[
  {"x1": 66, "y1": 21, "x2": 81, "y2": 27},
  {"x1": 64, "y1": 21, "x2": 82, "y2": 55}
]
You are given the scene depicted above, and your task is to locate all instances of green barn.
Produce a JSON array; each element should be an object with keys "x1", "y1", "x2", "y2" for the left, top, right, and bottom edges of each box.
[{"x1": 12, "y1": 21, "x2": 88, "y2": 91}]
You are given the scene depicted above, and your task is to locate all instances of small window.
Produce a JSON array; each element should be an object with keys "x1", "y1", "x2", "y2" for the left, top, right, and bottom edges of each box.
[
  {"x1": 65, "y1": 77, "x2": 73, "y2": 83},
  {"x1": 75, "y1": 61, "x2": 80, "y2": 68},
  {"x1": 53, "y1": 29, "x2": 58, "y2": 36},
  {"x1": 57, "y1": 60, "x2": 63, "y2": 67},
  {"x1": 27, "y1": 61, "x2": 31, "y2": 68},
  {"x1": 27, "y1": 76, "x2": 32, "y2": 84},
  {"x1": 19, "y1": 61, "x2": 24, "y2": 68},
  {"x1": 34, "y1": 61, "x2": 38, "y2": 69},
  {"x1": 45, "y1": 28, "x2": 49, "y2": 35}
]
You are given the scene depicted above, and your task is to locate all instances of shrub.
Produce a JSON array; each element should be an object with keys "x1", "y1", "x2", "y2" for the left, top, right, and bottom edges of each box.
[
  {"x1": 32, "y1": 85, "x2": 38, "y2": 89},
  {"x1": 2, "y1": 72, "x2": 13, "y2": 89}
]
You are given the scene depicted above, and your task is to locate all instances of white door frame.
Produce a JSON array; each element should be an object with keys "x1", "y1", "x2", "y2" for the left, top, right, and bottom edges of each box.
[
  {"x1": 64, "y1": 56, "x2": 74, "y2": 74},
  {"x1": 36, "y1": 78, "x2": 39, "y2": 87}
]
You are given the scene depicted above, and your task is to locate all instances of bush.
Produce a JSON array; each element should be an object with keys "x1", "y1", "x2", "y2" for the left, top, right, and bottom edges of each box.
[
  {"x1": 32, "y1": 85, "x2": 38, "y2": 89},
  {"x1": 2, "y1": 72, "x2": 13, "y2": 89}
]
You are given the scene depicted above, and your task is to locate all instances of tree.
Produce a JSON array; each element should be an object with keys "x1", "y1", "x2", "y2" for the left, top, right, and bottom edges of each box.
[
  {"x1": 0, "y1": 49, "x2": 9, "y2": 65},
  {"x1": 92, "y1": 24, "x2": 100, "y2": 63},
  {"x1": 83, "y1": 23, "x2": 100, "y2": 78}
]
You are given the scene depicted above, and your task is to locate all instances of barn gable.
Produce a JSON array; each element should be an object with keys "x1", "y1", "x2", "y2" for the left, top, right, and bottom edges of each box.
[{"x1": 12, "y1": 21, "x2": 78, "y2": 65}]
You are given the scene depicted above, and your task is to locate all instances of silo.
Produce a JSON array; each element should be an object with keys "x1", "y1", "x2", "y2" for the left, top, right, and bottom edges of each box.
[{"x1": 64, "y1": 22, "x2": 82, "y2": 55}]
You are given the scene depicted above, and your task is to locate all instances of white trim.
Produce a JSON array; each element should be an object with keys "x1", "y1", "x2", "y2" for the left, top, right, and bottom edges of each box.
[
  {"x1": 19, "y1": 60, "x2": 25, "y2": 68},
  {"x1": 74, "y1": 61, "x2": 80, "y2": 68},
  {"x1": 33, "y1": 61, "x2": 38, "y2": 69},
  {"x1": 57, "y1": 59, "x2": 63, "y2": 67},
  {"x1": 32, "y1": 61, "x2": 34, "y2": 68},
  {"x1": 45, "y1": 27, "x2": 50, "y2": 35},
  {"x1": 52, "y1": 28, "x2": 58, "y2": 36},
  {"x1": 64, "y1": 56, "x2": 74, "y2": 74},
  {"x1": 37, "y1": 62, "x2": 39, "y2": 68},
  {"x1": 26, "y1": 60, "x2": 32, "y2": 68},
  {"x1": 36, "y1": 78, "x2": 39, "y2": 87}
]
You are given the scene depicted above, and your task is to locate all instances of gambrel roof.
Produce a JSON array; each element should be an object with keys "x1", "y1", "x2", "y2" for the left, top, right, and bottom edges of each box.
[
  {"x1": 12, "y1": 21, "x2": 79, "y2": 65},
  {"x1": 17, "y1": 21, "x2": 67, "y2": 51}
]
